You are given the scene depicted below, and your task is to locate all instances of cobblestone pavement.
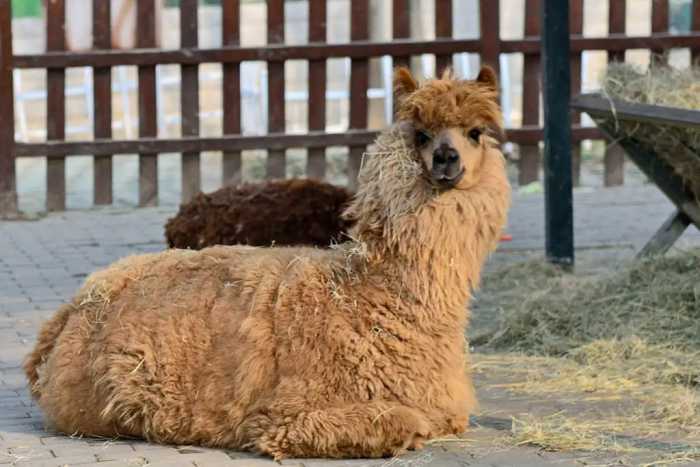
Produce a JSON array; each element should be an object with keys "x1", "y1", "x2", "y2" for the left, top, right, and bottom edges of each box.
[{"x1": 0, "y1": 185, "x2": 699, "y2": 466}]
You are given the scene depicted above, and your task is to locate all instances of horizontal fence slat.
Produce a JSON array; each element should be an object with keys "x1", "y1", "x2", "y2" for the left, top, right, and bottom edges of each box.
[
  {"x1": 15, "y1": 127, "x2": 602, "y2": 158},
  {"x1": 46, "y1": 0, "x2": 66, "y2": 211},
  {"x1": 93, "y1": 0, "x2": 112, "y2": 205},
  {"x1": 14, "y1": 34, "x2": 700, "y2": 68},
  {"x1": 222, "y1": 0, "x2": 241, "y2": 186}
]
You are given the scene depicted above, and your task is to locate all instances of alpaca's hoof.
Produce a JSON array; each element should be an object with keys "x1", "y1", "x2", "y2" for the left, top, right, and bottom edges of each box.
[{"x1": 388, "y1": 408, "x2": 431, "y2": 457}]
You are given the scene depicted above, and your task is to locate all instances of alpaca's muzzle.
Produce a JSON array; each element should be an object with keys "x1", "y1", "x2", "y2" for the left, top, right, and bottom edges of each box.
[{"x1": 431, "y1": 144, "x2": 464, "y2": 188}]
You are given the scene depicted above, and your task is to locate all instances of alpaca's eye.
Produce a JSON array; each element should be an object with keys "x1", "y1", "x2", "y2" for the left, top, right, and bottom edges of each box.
[
  {"x1": 415, "y1": 130, "x2": 431, "y2": 147},
  {"x1": 468, "y1": 128, "x2": 482, "y2": 142}
]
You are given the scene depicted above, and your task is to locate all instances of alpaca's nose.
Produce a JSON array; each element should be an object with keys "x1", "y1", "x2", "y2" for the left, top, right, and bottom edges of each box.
[{"x1": 432, "y1": 144, "x2": 463, "y2": 187}]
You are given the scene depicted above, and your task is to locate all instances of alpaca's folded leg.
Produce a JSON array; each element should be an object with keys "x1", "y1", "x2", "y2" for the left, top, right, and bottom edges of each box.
[{"x1": 243, "y1": 402, "x2": 432, "y2": 460}]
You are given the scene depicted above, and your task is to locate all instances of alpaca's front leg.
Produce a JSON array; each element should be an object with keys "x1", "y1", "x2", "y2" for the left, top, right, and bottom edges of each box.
[{"x1": 242, "y1": 402, "x2": 432, "y2": 460}]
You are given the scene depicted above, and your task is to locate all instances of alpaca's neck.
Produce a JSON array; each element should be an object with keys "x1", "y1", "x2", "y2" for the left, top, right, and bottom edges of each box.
[{"x1": 347, "y1": 146, "x2": 510, "y2": 320}]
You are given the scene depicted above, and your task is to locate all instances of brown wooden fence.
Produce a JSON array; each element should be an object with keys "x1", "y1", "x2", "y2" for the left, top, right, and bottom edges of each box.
[{"x1": 0, "y1": 0, "x2": 699, "y2": 214}]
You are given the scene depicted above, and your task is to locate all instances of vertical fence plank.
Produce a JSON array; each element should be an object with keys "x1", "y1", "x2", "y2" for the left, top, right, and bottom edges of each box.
[
  {"x1": 46, "y1": 0, "x2": 66, "y2": 211},
  {"x1": 181, "y1": 0, "x2": 200, "y2": 201},
  {"x1": 93, "y1": 0, "x2": 112, "y2": 205},
  {"x1": 137, "y1": 0, "x2": 158, "y2": 206},
  {"x1": 435, "y1": 0, "x2": 453, "y2": 75},
  {"x1": 651, "y1": 0, "x2": 669, "y2": 60},
  {"x1": 392, "y1": 0, "x2": 410, "y2": 70},
  {"x1": 222, "y1": 0, "x2": 242, "y2": 186},
  {"x1": 307, "y1": 0, "x2": 327, "y2": 179},
  {"x1": 569, "y1": 0, "x2": 583, "y2": 187},
  {"x1": 348, "y1": 0, "x2": 369, "y2": 191},
  {"x1": 0, "y1": 0, "x2": 17, "y2": 214},
  {"x1": 691, "y1": 0, "x2": 700, "y2": 62},
  {"x1": 605, "y1": 0, "x2": 626, "y2": 186},
  {"x1": 479, "y1": 0, "x2": 500, "y2": 74},
  {"x1": 267, "y1": 0, "x2": 286, "y2": 178},
  {"x1": 519, "y1": 0, "x2": 540, "y2": 185}
]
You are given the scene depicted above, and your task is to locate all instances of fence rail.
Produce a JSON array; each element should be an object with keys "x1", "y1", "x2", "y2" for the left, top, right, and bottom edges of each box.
[{"x1": 0, "y1": 0, "x2": 699, "y2": 214}]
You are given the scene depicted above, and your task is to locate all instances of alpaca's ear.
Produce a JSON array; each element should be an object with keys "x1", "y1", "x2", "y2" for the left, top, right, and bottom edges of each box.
[
  {"x1": 476, "y1": 65, "x2": 499, "y2": 94},
  {"x1": 440, "y1": 66, "x2": 455, "y2": 80},
  {"x1": 394, "y1": 67, "x2": 418, "y2": 103}
]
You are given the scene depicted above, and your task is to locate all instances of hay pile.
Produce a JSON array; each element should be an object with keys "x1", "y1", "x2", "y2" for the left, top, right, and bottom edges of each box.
[
  {"x1": 477, "y1": 250, "x2": 700, "y2": 359},
  {"x1": 481, "y1": 250, "x2": 700, "y2": 354},
  {"x1": 474, "y1": 251, "x2": 700, "y2": 457},
  {"x1": 601, "y1": 63, "x2": 700, "y2": 200}
]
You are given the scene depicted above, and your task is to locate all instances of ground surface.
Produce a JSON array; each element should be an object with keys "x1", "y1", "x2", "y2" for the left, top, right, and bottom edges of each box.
[{"x1": 1, "y1": 184, "x2": 699, "y2": 466}]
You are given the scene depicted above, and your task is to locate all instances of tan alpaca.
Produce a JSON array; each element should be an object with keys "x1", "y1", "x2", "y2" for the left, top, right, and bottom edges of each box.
[{"x1": 24, "y1": 67, "x2": 511, "y2": 459}]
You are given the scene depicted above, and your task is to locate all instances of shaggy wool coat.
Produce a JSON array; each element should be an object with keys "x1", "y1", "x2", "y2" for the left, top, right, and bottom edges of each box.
[
  {"x1": 25, "y1": 69, "x2": 511, "y2": 459},
  {"x1": 164, "y1": 179, "x2": 353, "y2": 249}
]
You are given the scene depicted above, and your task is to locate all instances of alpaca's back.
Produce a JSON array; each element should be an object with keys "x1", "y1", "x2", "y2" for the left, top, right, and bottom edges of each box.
[
  {"x1": 24, "y1": 245, "x2": 333, "y2": 443},
  {"x1": 165, "y1": 179, "x2": 353, "y2": 250}
]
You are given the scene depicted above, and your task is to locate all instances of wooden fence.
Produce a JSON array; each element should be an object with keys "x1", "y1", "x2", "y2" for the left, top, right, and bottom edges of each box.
[{"x1": 0, "y1": 0, "x2": 699, "y2": 213}]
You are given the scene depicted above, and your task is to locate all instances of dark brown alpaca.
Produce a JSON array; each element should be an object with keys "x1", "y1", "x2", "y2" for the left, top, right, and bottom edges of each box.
[{"x1": 165, "y1": 178, "x2": 353, "y2": 249}]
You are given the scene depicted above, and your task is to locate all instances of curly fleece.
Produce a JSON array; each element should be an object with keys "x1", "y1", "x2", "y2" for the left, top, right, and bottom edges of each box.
[{"x1": 24, "y1": 66, "x2": 511, "y2": 460}]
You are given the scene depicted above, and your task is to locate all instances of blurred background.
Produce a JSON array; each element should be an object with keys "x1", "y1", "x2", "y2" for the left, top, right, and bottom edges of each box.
[{"x1": 7, "y1": 0, "x2": 697, "y2": 212}]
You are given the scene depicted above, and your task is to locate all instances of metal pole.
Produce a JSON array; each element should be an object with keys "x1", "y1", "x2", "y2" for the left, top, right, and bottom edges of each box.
[{"x1": 541, "y1": 0, "x2": 574, "y2": 267}]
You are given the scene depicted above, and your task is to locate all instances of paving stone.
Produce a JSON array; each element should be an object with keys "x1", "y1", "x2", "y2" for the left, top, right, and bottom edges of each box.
[
  {"x1": 14, "y1": 454, "x2": 98, "y2": 466},
  {"x1": 40, "y1": 436, "x2": 90, "y2": 446},
  {"x1": 5, "y1": 445, "x2": 55, "y2": 462},
  {"x1": 225, "y1": 460, "x2": 290, "y2": 467},
  {"x1": 48, "y1": 441, "x2": 96, "y2": 458},
  {"x1": 92, "y1": 443, "x2": 136, "y2": 461}
]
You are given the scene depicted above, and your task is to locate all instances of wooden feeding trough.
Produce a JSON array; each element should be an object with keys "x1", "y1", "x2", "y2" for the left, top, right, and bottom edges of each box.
[{"x1": 572, "y1": 93, "x2": 700, "y2": 257}]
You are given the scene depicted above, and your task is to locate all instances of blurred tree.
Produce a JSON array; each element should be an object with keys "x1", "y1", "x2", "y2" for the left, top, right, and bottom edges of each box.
[
  {"x1": 11, "y1": 0, "x2": 41, "y2": 18},
  {"x1": 670, "y1": 0, "x2": 692, "y2": 32}
]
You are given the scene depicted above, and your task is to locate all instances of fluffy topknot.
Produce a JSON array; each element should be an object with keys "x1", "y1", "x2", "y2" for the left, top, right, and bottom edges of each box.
[{"x1": 394, "y1": 66, "x2": 503, "y2": 141}]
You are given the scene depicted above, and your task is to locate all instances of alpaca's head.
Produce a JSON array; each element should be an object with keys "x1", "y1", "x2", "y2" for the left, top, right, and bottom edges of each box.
[
  {"x1": 344, "y1": 66, "x2": 507, "y2": 254},
  {"x1": 393, "y1": 65, "x2": 503, "y2": 191}
]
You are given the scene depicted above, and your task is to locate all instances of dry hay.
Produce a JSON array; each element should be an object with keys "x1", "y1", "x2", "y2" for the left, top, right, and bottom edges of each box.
[
  {"x1": 482, "y1": 250, "x2": 700, "y2": 354},
  {"x1": 601, "y1": 62, "x2": 700, "y2": 200},
  {"x1": 472, "y1": 251, "x2": 700, "y2": 459}
]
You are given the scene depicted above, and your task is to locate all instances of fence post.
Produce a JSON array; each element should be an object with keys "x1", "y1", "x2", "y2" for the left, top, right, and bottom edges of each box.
[
  {"x1": 93, "y1": 0, "x2": 113, "y2": 205},
  {"x1": 222, "y1": 0, "x2": 242, "y2": 186},
  {"x1": 519, "y1": 0, "x2": 540, "y2": 186},
  {"x1": 0, "y1": 0, "x2": 17, "y2": 216},
  {"x1": 266, "y1": 0, "x2": 286, "y2": 179},
  {"x1": 181, "y1": 0, "x2": 200, "y2": 202},
  {"x1": 435, "y1": 0, "x2": 453, "y2": 75},
  {"x1": 605, "y1": 0, "x2": 626, "y2": 187},
  {"x1": 651, "y1": 0, "x2": 669, "y2": 60},
  {"x1": 347, "y1": 0, "x2": 369, "y2": 191},
  {"x1": 542, "y1": 0, "x2": 574, "y2": 267},
  {"x1": 478, "y1": 0, "x2": 500, "y2": 74},
  {"x1": 307, "y1": 0, "x2": 327, "y2": 180},
  {"x1": 569, "y1": 0, "x2": 583, "y2": 187},
  {"x1": 692, "y1": 0, "x2": 700, "y2": 63},
  {"x1": 137, "y1": 0, "x2": 158, "y2": 207},
  {"x1": 46, "y1": 0, "x2": 66, "y2": 211}
]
